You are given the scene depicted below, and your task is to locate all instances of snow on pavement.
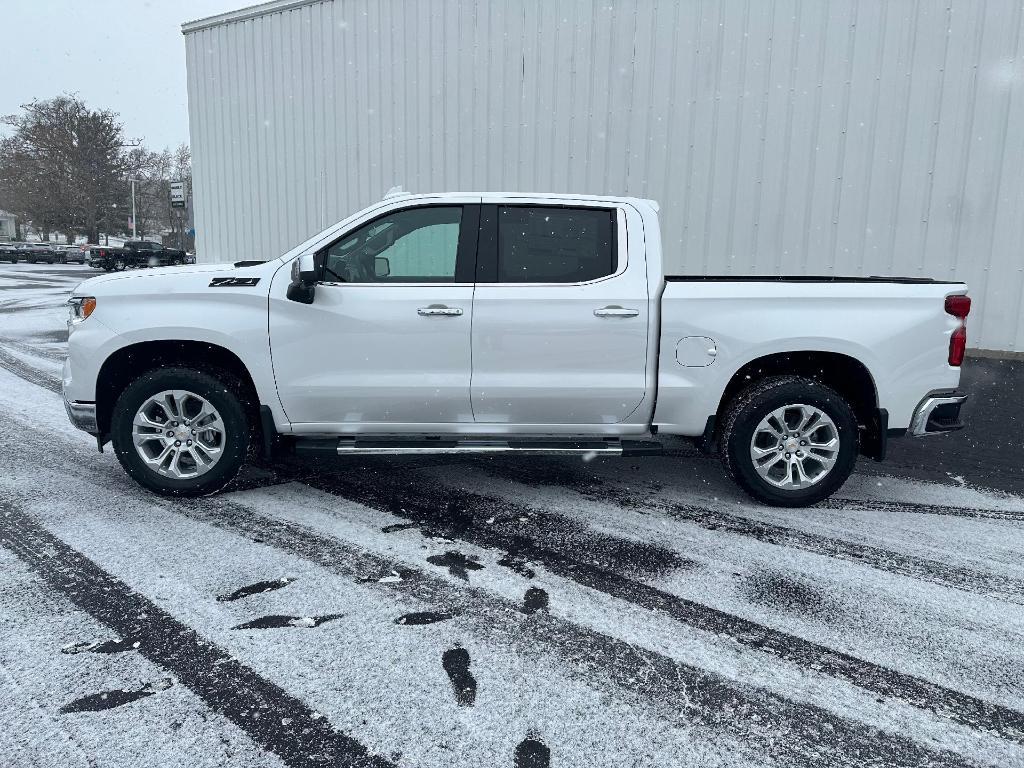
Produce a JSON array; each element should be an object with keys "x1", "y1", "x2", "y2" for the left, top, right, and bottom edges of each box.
[{"x1": 1, "y1": 263, "x2": 1023, "y2": 767}]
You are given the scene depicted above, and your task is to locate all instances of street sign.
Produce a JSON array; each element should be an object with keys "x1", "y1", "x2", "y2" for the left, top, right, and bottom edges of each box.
[{"x1": 170, "y1": 180, "x2": 186, "y2": 208}]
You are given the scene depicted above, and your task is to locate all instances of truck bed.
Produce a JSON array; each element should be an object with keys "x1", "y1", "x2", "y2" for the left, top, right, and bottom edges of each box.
[{"x1": 653, "y1": 276, "x2": 966, "y2": 436}]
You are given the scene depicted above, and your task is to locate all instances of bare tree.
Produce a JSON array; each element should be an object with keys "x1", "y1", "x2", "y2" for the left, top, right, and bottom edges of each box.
[
  {"x1": 119, "y1": 144, "x2": 192, "y2": 244},
  {"x1": 125, "y1": 147, "x2": 169, "y2": 238},
  {"x1": 0, "y1": 95, "x2": 133, "y2": 243}
]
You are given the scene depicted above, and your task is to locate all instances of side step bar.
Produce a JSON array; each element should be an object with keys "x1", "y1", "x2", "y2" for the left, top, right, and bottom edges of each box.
[{"x1": 294, "y1": 437, "x2": 664, "y2": 457}]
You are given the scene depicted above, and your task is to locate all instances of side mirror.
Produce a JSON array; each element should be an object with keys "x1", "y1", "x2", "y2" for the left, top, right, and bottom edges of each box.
[
  {"x1": 374, "y1": 256, "x2": 390, "y2": 278},
  {"x1": 286, "y1": 253, "x2": 317, "y2": 304}
]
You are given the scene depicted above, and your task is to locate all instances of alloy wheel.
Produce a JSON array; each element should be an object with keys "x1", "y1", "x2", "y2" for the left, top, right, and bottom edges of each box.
[
  {"x1": 132, "y1": 389, "x2": 226, "y2": 479},
  {"x1": 749, "y1": 403, "x2": 839, "y2": 489}
]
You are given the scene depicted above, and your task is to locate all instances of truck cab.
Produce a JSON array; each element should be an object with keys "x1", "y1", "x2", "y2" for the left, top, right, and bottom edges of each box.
[{"x1": 271, "y1": 195, "x2": 654, "y2": 433}]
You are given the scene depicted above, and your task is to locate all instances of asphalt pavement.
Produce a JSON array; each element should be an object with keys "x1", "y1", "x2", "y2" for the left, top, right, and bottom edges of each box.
[{"x1": 0, "y1": 262, "x2": 1022, "y2": 768}]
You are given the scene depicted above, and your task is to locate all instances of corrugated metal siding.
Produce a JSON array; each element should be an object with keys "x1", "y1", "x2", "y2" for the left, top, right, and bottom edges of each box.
[{"x1": 185, "y1": 0, "x2": 1024, "y2": 352}]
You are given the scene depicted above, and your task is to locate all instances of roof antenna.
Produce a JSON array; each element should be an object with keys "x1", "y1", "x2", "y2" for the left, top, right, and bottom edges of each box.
[{"x1": 383, "y1": 185, "x2": 407, "y2": 200}]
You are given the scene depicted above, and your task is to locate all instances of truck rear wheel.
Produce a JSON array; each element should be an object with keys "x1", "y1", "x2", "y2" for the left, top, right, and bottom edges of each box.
[
  {"x1": 110, "y1": 367, "x2": 249, "y2": 496},
  {"x1": 720, "y1": 376, "x2": 858, "y2": 507}
]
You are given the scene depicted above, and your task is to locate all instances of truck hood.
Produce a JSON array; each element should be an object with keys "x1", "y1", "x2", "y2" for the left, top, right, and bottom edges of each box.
[{"x1": 72, "y1": 261, "x2": 279, "y2": 296}]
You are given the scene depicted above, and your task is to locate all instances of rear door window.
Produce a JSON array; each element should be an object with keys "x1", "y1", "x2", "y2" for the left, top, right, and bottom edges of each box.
[{"x1": 496, "y1": 206, "x2": 615, "y2": 283}]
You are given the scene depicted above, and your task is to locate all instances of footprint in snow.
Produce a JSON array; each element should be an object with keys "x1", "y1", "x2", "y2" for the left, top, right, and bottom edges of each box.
[
  {"x1": 61, "y1": 678, "x2": 173, "y2": 714},
  {"x1": 217, "y1": 577, "x2": 296, "y2": 602},
  {"x1": 441, "y1": 647, "x2": 477, "y2": 707},
  {"x1": 232, "y1": 614, "x2": 343, "y2": 630},
  {"x1": 515, "y1": 738, "x2": 551, "y2": 768},
  {"x1": 426, "y1": 551, "x2": 484, "y2": 581},
  {"x1": 521, "y1": 587, "x2": 549, "y2": 615}
]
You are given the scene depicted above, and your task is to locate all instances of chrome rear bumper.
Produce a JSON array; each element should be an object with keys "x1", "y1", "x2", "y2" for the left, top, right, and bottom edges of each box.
[{"x1": 909, "y1": 394, "x2": 967, "y2": 436}]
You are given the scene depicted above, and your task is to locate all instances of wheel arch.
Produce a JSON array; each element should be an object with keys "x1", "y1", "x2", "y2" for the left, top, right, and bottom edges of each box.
[
  {"x1": 95, "y1": 340, "x2": 261, "y2": 440},
  {"x1": 714, "y1": 350, "x2": 883, "y2": 459}
]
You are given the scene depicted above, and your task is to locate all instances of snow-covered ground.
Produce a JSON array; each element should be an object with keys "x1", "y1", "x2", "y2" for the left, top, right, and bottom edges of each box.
[{"x1": 1, "y1": 262, "x2": 1022, "y2": 768}]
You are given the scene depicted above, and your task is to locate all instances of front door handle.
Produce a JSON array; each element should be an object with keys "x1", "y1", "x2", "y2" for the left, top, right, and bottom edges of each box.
[
  {"x1": 418, "y1": 304, "x2": 464, "y2": 317},
  {"x1": 594, "y1": 305, "x2": 639, "y2": 318}
]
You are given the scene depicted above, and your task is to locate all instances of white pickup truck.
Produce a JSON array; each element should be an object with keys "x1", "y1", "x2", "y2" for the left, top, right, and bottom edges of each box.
[{"x1": 63, "y1": 192, "x2": 970, "y2": 506}]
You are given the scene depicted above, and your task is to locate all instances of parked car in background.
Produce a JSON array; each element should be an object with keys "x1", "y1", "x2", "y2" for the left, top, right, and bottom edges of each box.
[
  {"x1": 20, "y1": 243, "x2": 62, "y2": 264},
  {"x1": 82, "y1": 245, "x2": 117, "y2": 269},
  {"x1": 0, "y1": 242, "x2": 20, "y2": 263},
  {"x1": 0, "y1": 242, "x2": 161, "y2": 266},
  {"x1": 9, "y1": 244, "x2": 33, "y2": 262},
  {"x1": 62, "y1": 245, "x2": 87, "y2": 264},
  {"x1": 62, "y1": 192, "x2": 970, "y2": 506}
]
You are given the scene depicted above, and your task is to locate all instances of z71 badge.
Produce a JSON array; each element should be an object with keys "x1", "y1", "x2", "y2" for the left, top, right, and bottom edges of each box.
[{"x1": 209, "y1": 277, "x2": 261, "y2": 287}]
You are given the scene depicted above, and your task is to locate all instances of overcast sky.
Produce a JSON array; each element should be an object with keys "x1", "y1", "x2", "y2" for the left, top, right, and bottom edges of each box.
[{"x1": 2, "y1": 0, "x2": 247, "y2": 150}]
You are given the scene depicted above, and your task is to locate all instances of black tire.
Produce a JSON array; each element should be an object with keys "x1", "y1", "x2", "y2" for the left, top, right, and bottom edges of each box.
[
  {"x1": 110, "y1": 367, "x2": 250, "y2": 496},
  {"x1": 720, "y1": 376, "x2": 858, "y2": 507}
]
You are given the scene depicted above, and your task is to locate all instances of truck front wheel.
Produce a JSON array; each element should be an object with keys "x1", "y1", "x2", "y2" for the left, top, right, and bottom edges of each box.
[
  {"x1": 720, "y1": 376, "x2": 858, "y2": 507},
  {"x1": 110, "y1": 368, "x2": 249, "y2": 496}
]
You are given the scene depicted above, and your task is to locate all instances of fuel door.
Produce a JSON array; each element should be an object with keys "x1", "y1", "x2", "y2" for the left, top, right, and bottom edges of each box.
[{"x1": 676, "y1": 336, "x2": 718, "y2": 367}]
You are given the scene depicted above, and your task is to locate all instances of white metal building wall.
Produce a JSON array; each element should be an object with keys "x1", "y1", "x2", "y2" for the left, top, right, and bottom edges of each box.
[{"x1": 184, "y1": 0, "x2": 1024, "y2": 352}]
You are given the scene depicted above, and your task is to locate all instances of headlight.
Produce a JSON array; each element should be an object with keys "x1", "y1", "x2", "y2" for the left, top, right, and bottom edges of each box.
[{"x1": 68, "y1": 296, "x2": 96, "y2": 323}]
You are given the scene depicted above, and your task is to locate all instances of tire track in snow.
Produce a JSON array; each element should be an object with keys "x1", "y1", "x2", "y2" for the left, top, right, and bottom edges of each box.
[
  {"x1": 0, "y1": 500, "x2": 394, "y2": 768},
  {"x1": 471, "y1": 460, "x2": 1024, "y2": 603},
  {"x1": 294, "y1": 467, "x2": 1024, "y2": 746},
  {"x1": 825, "y1": 497, "x2": 1024, "y2": 523},
  {"x1": 168, "y1": 492, "x2": 978, "y2": 767},
  {"x1": 0, "y1": 301, "x2": 67, "y2": 314},
  {"x1": 1, "y1": 336, "x2": 66, "y2": 363},
  {"x1": 653, "y1": 501, "x2": 1024, "y2": 603},
  {"x1": 0, "y1": 346, "x2": 61, "y2": 395}
]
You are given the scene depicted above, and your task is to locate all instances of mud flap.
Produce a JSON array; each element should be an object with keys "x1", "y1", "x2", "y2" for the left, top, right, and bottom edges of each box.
[{"x1": 860, "y1": 408, "x2": 888, "y2": 462}]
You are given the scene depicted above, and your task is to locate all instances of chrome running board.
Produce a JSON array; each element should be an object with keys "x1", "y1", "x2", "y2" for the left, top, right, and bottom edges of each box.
[{"x1": 294, "y1": 437, "x2": 664, "y2": 457}]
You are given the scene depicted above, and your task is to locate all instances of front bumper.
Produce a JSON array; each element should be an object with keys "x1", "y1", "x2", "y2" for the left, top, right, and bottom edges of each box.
[
  {"x1": 64, "y1": 397, "x2": 98, "y2": 434},
  {"x1": 909, "y1": 394, "x2": 967, "y2": 436}
]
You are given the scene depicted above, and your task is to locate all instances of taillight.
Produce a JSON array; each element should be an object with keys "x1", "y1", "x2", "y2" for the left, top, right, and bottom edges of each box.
[
  {"x1": 949, "y1": 327, "x2": 966, "y2": 366},
  {"x1": 945, "y1": 295, "x2": 971, "y2": 319},
  {"x1": 945, "y1": 294, "x2": 970, "y2": 366}
]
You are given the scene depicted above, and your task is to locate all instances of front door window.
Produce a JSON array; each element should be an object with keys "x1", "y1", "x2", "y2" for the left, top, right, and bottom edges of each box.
[{"x1": 322, "y1": 206, "x2": 463, "y2": 283}]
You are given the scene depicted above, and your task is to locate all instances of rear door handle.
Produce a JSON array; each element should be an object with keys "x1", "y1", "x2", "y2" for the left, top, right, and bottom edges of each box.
[
  {"x1": 418, "y1": 305, "x2": 464, "y2": 316},
  {"x1": 594, "y1": 305, "x2": 640, "y2": 318}
]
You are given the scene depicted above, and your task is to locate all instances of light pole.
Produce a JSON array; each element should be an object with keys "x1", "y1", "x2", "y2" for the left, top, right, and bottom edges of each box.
[{"x1": 115, "y1": 140, "x2": 142, "y2": 242}]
